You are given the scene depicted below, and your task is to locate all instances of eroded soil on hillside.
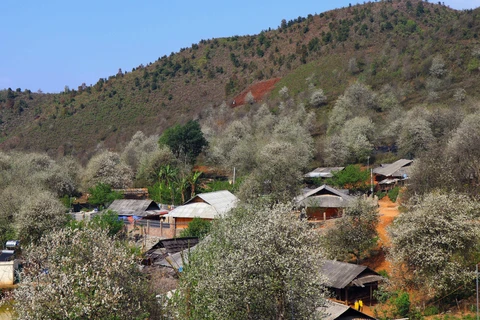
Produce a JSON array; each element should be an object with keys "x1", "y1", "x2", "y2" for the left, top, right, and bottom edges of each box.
[{"x1": 231, "y1": 78, "x2": 281, "y2": 106}]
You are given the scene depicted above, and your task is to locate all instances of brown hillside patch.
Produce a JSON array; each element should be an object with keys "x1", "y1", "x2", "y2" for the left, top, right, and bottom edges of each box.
[{"x1": 231, "y1": 78, "x2": 281, "y2": 107}]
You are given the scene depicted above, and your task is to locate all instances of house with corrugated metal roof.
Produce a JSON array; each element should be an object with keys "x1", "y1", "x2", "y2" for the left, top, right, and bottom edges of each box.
[
  {"x1": 373, "y1": 159, "x2": 413, "y2": 191},
  {"x1": 319, "y1": 299, "x2": 376, "y2": 320},
  {"x1": 107, "y1": 199, "x2": 162, "y2": 220},
  {"x1": 295, "y1": 185, "x2": 354, "y2": 221},
  {"x1": 322, "y1": 260, "x2": 385, "y2": 305},
  {"x1": 304, "y1": 167, "x2": 345, "y2": 179},
  {"x1": 167, "y1": 190, "x2": 239, "y2": 231}
]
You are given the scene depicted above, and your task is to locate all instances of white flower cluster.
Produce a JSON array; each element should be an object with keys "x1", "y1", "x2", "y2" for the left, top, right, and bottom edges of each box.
[
  {"x1": 177, "y1": 202, "x2": 328, "y2": 319},
  {"x1": 14, "y1": 228, "x2": 152, "y2": 319},
  {"x1": 388, "y1": 192, "x2": 480, "y2": 298}
]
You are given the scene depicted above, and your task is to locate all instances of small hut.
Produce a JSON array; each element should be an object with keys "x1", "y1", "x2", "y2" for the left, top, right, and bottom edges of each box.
[
  {"x1": 373, "y1": 159, "x2": 413, "y2": 191},
  {"x1": 295, "y1": 185, "x2": 353, "y2": 221},
  {"x1": 107, "y1": 199, "x2": 162, "y2": 220},
  {"x1": 319, "y1": 300, "x2": 376, "y2": 320},
  {"x1": 321, "y1": 260, "x2": 384, "y2": 305}
]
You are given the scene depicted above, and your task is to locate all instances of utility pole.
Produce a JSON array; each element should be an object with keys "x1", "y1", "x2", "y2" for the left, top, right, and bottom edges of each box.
[
  {"x1": 477, "y1": 263, "x2": 479, "y2": 320},
  {"x1": 371, "y1": 168, "x2": 374, "y2": 195},
  {"x1": 233, "y1": 167, "x2": 236, "y2": 186},
  {"x1": 370, "y1": 168, "x2": 373, "y2": 197}
]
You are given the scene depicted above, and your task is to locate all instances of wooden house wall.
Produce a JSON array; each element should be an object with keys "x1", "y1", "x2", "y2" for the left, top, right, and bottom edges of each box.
[
  {"x1": 174, "y1": 217, "x2": 213, "y2": 229},
  {"x1": 306, "y1": 207, "x2": 342, "y2": 220}
]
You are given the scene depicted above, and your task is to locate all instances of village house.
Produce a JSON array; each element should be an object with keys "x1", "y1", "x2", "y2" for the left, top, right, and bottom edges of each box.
[
  {"x1": 295, "y1": 185, "x2": 354, "y2": 222},
  {"x1": 108, "y1": 199, "x2": 165, "y2": 221},
  {"x1": 319, "y1": 299, "x2": 376, "y2": 320},
  {"x1": 321, "y1": 260, "x2": 385, "y2": 306},
  {"x1": 167, "y1": 190, "x2": 238, "y2": 234},
  {"x1": 373, "y1": 159, "x2": 413, "y2": 191},
  {"x1": 304, "y1": 167, "x2": 345, "y2": 180}
]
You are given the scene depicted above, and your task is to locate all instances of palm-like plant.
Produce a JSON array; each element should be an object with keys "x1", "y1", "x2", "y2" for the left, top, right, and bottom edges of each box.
[
  {"x1": 187, "y1": 171, "x2": 202, "y2": 198},
  {"x1": 159, "y1": 165, "x2": 178, "y2": 205}
]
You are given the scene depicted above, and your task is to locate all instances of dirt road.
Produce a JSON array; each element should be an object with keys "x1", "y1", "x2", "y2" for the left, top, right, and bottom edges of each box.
[{"x1": 364, "y1": 196, "x2": 400, "y2": 273}]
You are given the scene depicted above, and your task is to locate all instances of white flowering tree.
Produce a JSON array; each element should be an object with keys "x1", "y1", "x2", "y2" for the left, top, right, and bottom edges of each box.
[
  {"x1": 206, "y1": 103, "x2": 314, "y2": 202},
  {"x1": 388, "y1": 192, "x2": 480, "y2": 299},
  {"x1": 177, "y1": 202, "x2": 328, "y2": 319},
  {"x1": 15, "y1": 191, "x2": 67, "y2": 244},
  {"x1": 446, "y1": 112, "x2": 480, "y2": 191},
  {"x1": 398, "y1": 115, "x2": 435, "y2": 159},
  {"x1": 82, "y1": 150, "x2": 133, "y2": 190},
  {"x1": 14, "y1": 228, "x2": 156, "y2": 319},
  {"x1": 325, "y1": 116, "x2": 375, "y2": 165},
  {"x1": 0, "y1": 152, "x2": 77, "y2": 244},
  {"x1": 310, "y1": 88, "x2": 327, "y2": 107},
  {"x1": 121, "y1": 131, "x2": 159, "y2": 175},
  {"x1": 321, "y1": 198, "x2": 379, "y2": 263}
]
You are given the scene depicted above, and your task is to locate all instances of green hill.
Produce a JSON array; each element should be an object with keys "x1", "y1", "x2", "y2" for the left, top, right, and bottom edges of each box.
[{"x1": 1, "y1": 0, "x2": 479, "y2": 163}]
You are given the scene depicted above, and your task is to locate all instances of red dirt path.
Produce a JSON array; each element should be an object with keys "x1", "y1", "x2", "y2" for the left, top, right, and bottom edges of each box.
[
  {"x1": 231, "y1": 78, "x2": 281, "y2": 107},
  {"x1": 364, "y1": 197, "x2": 400, "y2": 274}
]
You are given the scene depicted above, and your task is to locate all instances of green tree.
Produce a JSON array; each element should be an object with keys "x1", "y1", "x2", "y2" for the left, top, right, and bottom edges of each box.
[
  {"x1": 91, "y1": 210, "x2": 124, "y2": 237},
  {"x1": 179, "y1": 217, "x2": 212, "y2": 238},
  {"x1": 158, "y1": 120, "x2": 208, "y2": 164},
  {"x1": 327, "y1": 164, "x2": 370, "y2": 193},
  {"x1": 87, "y1": 183, "x2": 123, "y2": 208},
  {"x1": 159, "y1": 165, "x2": 178, "y2": 205},
  {"x1": 177, "y1": 201, "x2": 327, "y2": 319},
  {"x1": 321, "y1": 198, "x2": 379, "y2": 263},
  {"x1": 187, "y1": 171, "x2": 202, "y2": 198}
]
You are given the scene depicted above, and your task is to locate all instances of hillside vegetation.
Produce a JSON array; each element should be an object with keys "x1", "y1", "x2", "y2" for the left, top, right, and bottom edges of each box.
[{"x1": 1, "y1": 0, "x2": 480, "y2": 163}]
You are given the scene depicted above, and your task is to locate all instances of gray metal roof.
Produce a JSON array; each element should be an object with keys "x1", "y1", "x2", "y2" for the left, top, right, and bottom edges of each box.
[
  {"x1": 155, "y1": 245, "x2": 196, "y2": 269},
  {"x1": 107, "y1": 199, "x2": 160, "y2": 217},
  {"x1": 168, "y1": 202, "x2": 219, "y2": 219},
  {"x1": 304, "y1": 167, "x2": 345, "y2": 178},
  {"x1": 169, "y1": 190, "x2": 238, "y2": 219},
  {"x1": 186, "y1": 190, "x2": 239, "y2": 215},
  {"x1": 0, "y1": 250, "x2": 14, "y2": 262},
  {"x1": 295, "y1": 185, "x2": 354, "y2": 208},
  {"x1": 319, "y1": 300, "x2": 376, "y2": 320},
  {"x1": 373, "y1": 159, "x2": 413, "y2": 177},
  {"x1": 321, "y1": 260, "x2": 383, "y2": 289}
]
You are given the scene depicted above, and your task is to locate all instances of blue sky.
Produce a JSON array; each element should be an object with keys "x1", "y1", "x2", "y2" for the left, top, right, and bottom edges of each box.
[{"x1": 1, "y1": 0, "x2": 478, "y2": 93}]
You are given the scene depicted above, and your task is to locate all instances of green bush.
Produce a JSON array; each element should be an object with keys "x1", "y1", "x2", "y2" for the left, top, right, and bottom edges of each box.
[
  {"x1": 388, "y1": 187, "x2": 400, "y2": 202},
  {"x1": 392, "y1": 291, "x2": 410, "y2": 318},
  {"x1": 467, "y1": 58, "x2": 479, "y2": 72},
  {"x1": 180, "y1": 217, "x2": 212, "y2": 238},
  {"x1": 376, "y1": 191, "x2": 386, "y2": 200},
  {"x1": 423, "y1": 305, "x2": 439, "y2": 316},
  {"x1": 88, "y1": 183, "x2": 123, "y2": 208},
  {"x1": 377, "y1": 269, "x2": 390, "y2": 279}
]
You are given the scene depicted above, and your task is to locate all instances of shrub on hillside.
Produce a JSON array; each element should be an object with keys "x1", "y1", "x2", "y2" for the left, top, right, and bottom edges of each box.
[{"x1": 388, "y1": 187, "x2": 400, "y2": 202}]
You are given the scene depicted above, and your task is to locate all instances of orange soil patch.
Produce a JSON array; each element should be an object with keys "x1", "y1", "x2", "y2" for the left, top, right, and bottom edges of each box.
[
  {"x1": 364, "y1": 197, "x2": 400, "y2": 274},
  {"x1": 231, "y1": 78, "x2": 281, "y2": 107}
]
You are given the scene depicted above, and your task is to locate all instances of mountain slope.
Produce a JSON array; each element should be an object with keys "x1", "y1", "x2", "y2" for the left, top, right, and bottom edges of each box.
[{"x1": 1, "y1": 0, "x2": 479, "y2": 162}]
